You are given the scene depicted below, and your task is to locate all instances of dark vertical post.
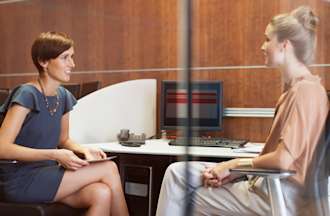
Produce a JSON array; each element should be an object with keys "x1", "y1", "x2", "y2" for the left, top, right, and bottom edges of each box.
[{"x1": 178, "y1": 0, "x2": 193, "y2": 215}]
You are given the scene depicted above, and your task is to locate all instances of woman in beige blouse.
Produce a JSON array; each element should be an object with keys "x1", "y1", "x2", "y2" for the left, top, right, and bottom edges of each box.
[{"x1": 156, "y1": 5, "x2": 329, "y2": 216}]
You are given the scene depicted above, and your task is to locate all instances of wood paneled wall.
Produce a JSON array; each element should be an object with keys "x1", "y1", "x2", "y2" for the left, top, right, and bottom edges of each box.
[{"x1": 0, "y1": 0, "x2": 329, "y2": 141}]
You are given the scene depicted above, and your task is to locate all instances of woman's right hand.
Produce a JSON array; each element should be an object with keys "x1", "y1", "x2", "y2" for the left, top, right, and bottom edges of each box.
[
  {"x1": 202, "y1": 159, "x2": 239, "y2": 187},
  {"x1": 54, "y1": 149, "x2": 89, "y2": 170}
]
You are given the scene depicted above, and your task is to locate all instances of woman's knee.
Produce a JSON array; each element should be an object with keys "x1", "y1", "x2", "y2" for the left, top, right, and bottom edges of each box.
[
  {"x1": 164, "y1": 161, "x2": 208, "y2": 185},
  {"x1": 97, "y1": 161, "x2": 119, "y2": 173},
  {"x1": 97, "y1": 161, "x2": 123, "y2": 188},
  {"x1": 93, "y1": 160, "x2": 120, "y2": 178},
  {"x1": 89, "y1": 183, "x2": 112, "y2": 203},
  {"x1": 168, "y1": 161, "x2": 187, "y2": 172},
  {"x1": 102, "y1": 161, "x2": 119, "y2": 173},
  {"x1": 167, "y1": 161, "x2": 203, "y2": 173},
  {"x1": 164, "y1": 162, "x2": 186, "y2": 181}
]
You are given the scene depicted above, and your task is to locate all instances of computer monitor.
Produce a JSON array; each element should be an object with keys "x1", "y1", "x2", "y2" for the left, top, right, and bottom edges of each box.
[{"x1": 160, "y1": 80, "x2": 223, "y2": 131}]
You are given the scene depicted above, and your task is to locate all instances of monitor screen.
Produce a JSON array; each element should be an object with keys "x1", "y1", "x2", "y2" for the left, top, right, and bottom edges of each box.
[{"x1": 160, "y1": 80, "x2": 223, "y2": 131}]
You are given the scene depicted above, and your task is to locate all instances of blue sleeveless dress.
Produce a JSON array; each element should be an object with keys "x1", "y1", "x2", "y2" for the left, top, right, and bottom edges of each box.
[{"x1": 0, "y1": 84, "x2": 77, "y2": 203}]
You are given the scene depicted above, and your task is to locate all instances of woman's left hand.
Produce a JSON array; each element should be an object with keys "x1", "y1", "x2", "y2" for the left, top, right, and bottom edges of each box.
[
  {"x1": 83, "y1": 148, "x2": 107, "y2": 161},
  {"x1": 202, "y1": 159, "x2": 239, "y2": 187}
]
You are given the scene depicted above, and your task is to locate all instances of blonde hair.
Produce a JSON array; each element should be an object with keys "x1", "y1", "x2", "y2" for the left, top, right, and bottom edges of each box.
[{"x1": 270, "y1": 6, "x2": 319, "y2": 65}]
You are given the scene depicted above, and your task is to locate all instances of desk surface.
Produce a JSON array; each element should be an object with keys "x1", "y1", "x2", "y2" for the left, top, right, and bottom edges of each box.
[{"x1": 82, "y1": 139, "x2": 263, "y2": 158}]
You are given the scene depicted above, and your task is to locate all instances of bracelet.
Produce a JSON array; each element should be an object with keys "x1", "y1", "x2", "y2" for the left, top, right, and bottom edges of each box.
[{"x1": 238, "y1": 158, "x2": 253, "y2": 167}]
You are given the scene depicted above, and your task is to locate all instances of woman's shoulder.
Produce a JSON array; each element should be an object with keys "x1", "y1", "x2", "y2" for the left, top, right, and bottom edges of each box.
[
  {"x1": 57, "y1": 85, "x2": 77, "y2": 114},
  {"x1": 293, "y1": 75, "x2": 327, "y2": 104},
  {"x1": 10, "y1": 84, "x2": 41, "y2": 100},
  {"x1": 57, "y1": 85, "x2": 71, "y2": 97},
  {"x1": 295, "y1": 76, "x2": 324, "y2": 93},
  {"x1": 9, "y1": 83, "x2": 40, "y2": 96},
  {"x1": 0, "y1": 84, "x2": 42, "y2": 113}
]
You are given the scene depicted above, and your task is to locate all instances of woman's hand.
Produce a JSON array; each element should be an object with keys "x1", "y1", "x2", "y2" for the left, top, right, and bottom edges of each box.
[
  {"x1": 82, "y1": 147, "x2": 107, "y2": 161},
  {"x1": 202, "y1": 159, "x2": 239, "y2": 188},
  {"x1": 54, "y1": 149, "x2": 88, "y2": 171}
]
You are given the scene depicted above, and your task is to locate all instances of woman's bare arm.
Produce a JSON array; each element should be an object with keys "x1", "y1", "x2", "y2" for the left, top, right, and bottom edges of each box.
[
  {"x1": 0, "y1": 104, "x2": 57, "y2": 161},
  {"x1": 58, "y1": 113, "x2": 106, "y2": 160}
]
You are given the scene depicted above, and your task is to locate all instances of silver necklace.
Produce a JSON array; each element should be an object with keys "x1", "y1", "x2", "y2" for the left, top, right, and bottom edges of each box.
[{"x1": 37, "y1": 78, "x2": 60, "y2": 116}]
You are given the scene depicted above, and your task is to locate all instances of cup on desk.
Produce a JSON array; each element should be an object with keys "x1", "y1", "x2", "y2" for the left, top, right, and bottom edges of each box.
[
  {"x1": 161, "y1": 130, "x2": 167, "y2": 140},
  {"x1": 118, "y1": 129, "x2": 130, "y2": 141}
]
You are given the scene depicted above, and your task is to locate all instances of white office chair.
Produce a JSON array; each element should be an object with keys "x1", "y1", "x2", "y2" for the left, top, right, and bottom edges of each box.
[
  {"x1": 69, "y1": 79, "x2": 157, "y2": 144},
  {"x1": 231, "y1": 112, "x2": 330, "y2": 216}
]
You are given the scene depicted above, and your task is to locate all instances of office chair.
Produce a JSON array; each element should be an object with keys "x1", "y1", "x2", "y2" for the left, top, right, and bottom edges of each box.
[
  {"x1": 79, "y1": 80, "x2": 101, "y2": 98},
  {"x1": 62, "y1": 83, "x2": 81, "y2": 99},
  {"x1": 231, "y1": 112, "x2": 330, "y2": 216},
  {"x1": 0, "y1": 201, "x2": 85, "y2": 216},
  {"x1": 0, "y1": 88, "x2": 10, "y2": 126},
  {"x1": 0, "y1": 88, "x2": 10, "y2": 106}
]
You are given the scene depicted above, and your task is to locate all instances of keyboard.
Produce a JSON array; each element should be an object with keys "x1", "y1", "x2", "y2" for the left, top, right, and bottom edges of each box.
[{"x1": 168, "y1": 137, "x2": 248, "y2": 149}]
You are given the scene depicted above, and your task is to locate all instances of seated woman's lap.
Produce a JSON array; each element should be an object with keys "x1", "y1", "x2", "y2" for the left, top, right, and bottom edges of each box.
[
  {"x1": 163, "y1": 161, "x2": 271, "y2": 216},
  {"x1": 54, "y1": 160, "x2": 118, "y2": 201}
]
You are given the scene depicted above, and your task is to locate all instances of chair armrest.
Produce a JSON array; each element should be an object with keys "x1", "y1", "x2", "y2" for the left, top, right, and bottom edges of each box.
[
  {"x1": 230, "y1": 168, "x2": 296, "y2": 179},
  {"x1": 0, "y1": 201, "x2": 86, "y2": 216}
]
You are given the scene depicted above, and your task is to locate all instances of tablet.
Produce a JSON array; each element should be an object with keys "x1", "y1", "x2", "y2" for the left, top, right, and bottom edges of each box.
[{"x1": 87, "y1": 156, "x2": 117, "y2": 163}]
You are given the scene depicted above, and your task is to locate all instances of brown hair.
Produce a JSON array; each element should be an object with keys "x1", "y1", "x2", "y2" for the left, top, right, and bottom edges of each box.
[
  {"x1": 270, "y1": 6, "x2": 319, "y2": 65},
  {"x1": 31, "y1": 31, "x2": 74, "y2": 73}
]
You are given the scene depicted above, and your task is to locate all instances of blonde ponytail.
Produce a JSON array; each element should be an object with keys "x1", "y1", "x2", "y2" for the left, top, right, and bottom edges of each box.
[{"x1": 270, "y1": 6, "x2": 319, "y2": 65}]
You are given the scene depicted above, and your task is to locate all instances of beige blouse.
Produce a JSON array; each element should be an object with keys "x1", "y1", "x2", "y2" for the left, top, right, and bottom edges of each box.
[{"x1": 260, "y1": 75, "x2": 329, "y2": 186}]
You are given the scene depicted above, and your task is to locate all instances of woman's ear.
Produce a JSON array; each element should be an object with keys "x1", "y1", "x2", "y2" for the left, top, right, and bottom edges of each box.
[
  {"x1": 38, "y1": 59, "x2": 49, "y2": 72},
  {"x1": 283, "y1": 39, "x2": 293, "y2": 50},
  {"x1": 280, "y1": 40, "x2": 291, "y2": 53},
  {"x1": 284, "y1": 40, "x2": 289, "y2": 49},
  {"x1": 279, "y1": 40, "x2": 287, "y2": 51}
]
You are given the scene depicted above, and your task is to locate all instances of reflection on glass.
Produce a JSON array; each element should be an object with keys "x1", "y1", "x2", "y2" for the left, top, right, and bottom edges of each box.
[{"x1": 164, "y1": 1, "x2": 330, "y2": 216}]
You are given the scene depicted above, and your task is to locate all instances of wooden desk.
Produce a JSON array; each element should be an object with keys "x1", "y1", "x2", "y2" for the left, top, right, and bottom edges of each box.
[
  {"x1": 82, "y1": 139, "x2": 261, "y2": 158},
  {"x1": 82, "y1": 140, "x2": 263, "y2": 216}
]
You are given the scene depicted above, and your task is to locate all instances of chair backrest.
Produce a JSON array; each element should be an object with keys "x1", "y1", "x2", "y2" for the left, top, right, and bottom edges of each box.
[
  {"x1": 80, "y1": 81, "x2": 100, "y2": 98},
  {"x1": 303, "y1": 111, "x2": 330, "y2": 215},
  {"x1": 0, "y1": 88, "x2": 10, "y2": 106},
  {"x1": 69, "y1": 79, "x2": 157, "y2": 144},
  {"x1": 0, "y1": 89, "x2": 10, "y2": 126},
  {"x1": 62, "y1": 83, "x2": 81, "y2": 99}
]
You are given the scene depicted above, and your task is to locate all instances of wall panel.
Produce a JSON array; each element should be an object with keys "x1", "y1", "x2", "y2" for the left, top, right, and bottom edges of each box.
[{"x1": 0, "y1": 0, "x2": 329, "y2": 142}]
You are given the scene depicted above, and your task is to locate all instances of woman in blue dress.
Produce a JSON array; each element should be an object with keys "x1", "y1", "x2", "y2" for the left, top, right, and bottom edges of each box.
[{"x1": 0, "y1": 32, "x2": 129, "y2": 216}]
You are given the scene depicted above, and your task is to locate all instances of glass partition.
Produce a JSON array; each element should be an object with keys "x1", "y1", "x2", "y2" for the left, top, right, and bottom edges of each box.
[{"x1": 0, "y1": 0, "x2": 329, "y2": 215}]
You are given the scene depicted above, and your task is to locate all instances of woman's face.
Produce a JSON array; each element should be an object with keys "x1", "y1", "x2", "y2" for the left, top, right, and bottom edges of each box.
[
  {"x1": 44, "y1": 47, "x2": 75, "y2": 83},
  {"x1": 261, "y1": 24, "x2": 285, "y2": 67}
]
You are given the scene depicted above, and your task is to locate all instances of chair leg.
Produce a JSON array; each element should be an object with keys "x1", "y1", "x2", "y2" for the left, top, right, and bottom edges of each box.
[{"x1": 266, "y1": 178, "x2": 287, "y2": 216}]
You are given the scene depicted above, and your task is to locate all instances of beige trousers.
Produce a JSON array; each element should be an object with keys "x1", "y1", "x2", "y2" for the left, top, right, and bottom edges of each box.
[{"x1": 155, "y1": 161, "x2": 322, "y2": 216}]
